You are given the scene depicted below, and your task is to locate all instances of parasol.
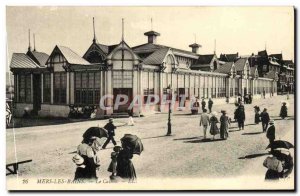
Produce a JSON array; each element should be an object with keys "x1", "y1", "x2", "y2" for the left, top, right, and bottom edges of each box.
[
  {"x1": 83, "y1": 127, "x2": 108, "y2": 139},
  {"x1": 120, "y1": 134, "x2": 144, "y2": 155},
  {"x1": 266, "y1": 140, "x2": 294, "y2": 150}
]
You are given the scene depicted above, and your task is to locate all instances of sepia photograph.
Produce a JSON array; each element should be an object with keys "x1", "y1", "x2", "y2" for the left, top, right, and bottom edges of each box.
[{"x1": 5, "y1": 6, "x2": 295, "y2": 190}]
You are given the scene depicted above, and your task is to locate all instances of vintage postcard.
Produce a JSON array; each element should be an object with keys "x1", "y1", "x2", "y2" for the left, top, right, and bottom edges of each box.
[{"x1": 6, "y1": 6, "x2": 295, "y2": 190}]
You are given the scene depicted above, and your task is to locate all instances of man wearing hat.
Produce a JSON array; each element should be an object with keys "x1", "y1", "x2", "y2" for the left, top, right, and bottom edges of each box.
[
  {"x1": 200, "y1": 109, "x2": 210, "y2": 139},
  {"x1": 201, "y1": 98, "x2": 206, "y2": 113},
  {"x1": 266, "y1": 119, "x2": 275, "y2": 152},
  {"x1": 260, "y1": 108, "x2": 270, "y2": 132},
  {"x1": 208, "y1": 98, "x2": 213, "y2": 113},
  {"x1": 102, "y1": 118, "x2": 117, "y2": 149}
]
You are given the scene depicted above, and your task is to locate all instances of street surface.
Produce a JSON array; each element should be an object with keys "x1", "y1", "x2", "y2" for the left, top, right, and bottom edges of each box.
[{"x1": 6, "y1": 95, "x2": 295, "y2": 189}]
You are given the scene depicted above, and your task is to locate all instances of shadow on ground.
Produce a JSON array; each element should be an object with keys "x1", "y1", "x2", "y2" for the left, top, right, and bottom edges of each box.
[
  {"x1": 173, "y1": 136, "x2": 201, "y2": 140},
  {"x1": 184, "y1": 138, "x2": 224, "y2": 143},
  {"x1": 229, "y1": 129, "x2": 241, "y2": 132},
  {"x1": 242, "y1": 132, "x2": 264, "y2": 135},
  {"x1": 238, "y1": 152, "x2": 269, "y2": 159}
]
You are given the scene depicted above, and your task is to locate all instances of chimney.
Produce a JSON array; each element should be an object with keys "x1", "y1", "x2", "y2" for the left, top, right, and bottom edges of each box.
[
  {"x1": 144, "y1": 31, "x2": 160, "y2": 44},
  {"x1": 189, "y1": 43, "x2": 201, "y2": 54}
]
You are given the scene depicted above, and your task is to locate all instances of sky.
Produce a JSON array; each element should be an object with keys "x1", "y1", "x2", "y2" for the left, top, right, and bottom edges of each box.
[{"x1": 6, "y1": 6, "x2": 294, "y2": 70}]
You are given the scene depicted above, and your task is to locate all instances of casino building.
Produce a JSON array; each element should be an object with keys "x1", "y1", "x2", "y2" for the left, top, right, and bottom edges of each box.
[{"x1": 10, "y1": 19, "x2": 277, "y2": 118}]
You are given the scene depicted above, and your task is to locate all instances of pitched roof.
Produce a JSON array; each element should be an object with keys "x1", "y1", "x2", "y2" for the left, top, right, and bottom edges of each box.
[
  {"x1": 96, "y1": 43, "x2": 109, "y2": 54},
  {"x1": 219, "y1": 53, "x2": 239, "y2": 62},
  {"x1": 30, "y1": 51, "x2": 49, "y2": 66},
  {"x1": 133, "y1": 43, "x2": 198, "y2": 58},
  {"x1": 10, "y1": 53, "x2": 40, "y2": 69},
  {"x1": 269, "y1": 54, "x2": 283, "y2": 61},
  {"x1": 142, "y1": 48, "x2": 169, "y2": 65},
  {"x1": 196, "y1": 54, "x2": 214, "y2": 64},
  {"x1": 258, "y1": 50, "x2": 268, "y2": 57},
  {"x1": 269, "y1": 58, "x2": 280, "y2": 66},
  {"x1": 133, "y1": 43, "x2": 165, "y2": 54},
  {"x1": 144, "y1": 31, "x2": 160, "y2": 36},
  {"x1": 95, "y1": 43, "x2": 120, "y2": 55},
  {"x1": 214, "y1": 62, "x2": 234, "y2": 74},
  {"x1": 57, "y1": 46, "x2": 90, "y2": 65},
  {"x1": 234, "y1": 58, "x2": 248, "y2": 71},
  {"x1": 283, "y1": 60, "x2": 294, "y2": 68}
]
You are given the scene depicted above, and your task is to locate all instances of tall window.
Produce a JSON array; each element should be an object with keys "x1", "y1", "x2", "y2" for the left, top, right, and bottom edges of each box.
[
  {"x1": 19, "y1": 74, "x2": 31, "y2": 103},
  {"x1": 143, "y1": 71, "x2": 155, "y2": 103},
  {"x1": 43, "y1": 73, "x2": 51, "y2": 103},
  {"x1": 54, "y1": 72, "x2": 66, "y2": 104},
  {"x1": 75, "y1": 72, "x2": 100, "y2": 105}
]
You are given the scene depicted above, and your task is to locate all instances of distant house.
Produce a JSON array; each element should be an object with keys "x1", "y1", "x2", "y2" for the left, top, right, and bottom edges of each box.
[
  {"x1": 190, "y1": 54, "x2": 219, "y2": 72},
  {"x1": 219, "y1": 53, "x2": 239, "y2": 62}
]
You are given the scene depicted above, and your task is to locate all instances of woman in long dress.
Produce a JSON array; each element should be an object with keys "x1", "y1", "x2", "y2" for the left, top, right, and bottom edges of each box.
[
  {"x1": 209, "y1": 112, "x2": 219, "y2": 140},
  {"x1": 74, "y1": 137, "x2": 100, "y2": 182},
  {"x1": 254, "y1": 106, "x2": 260, "y2": 124},
  {"x1": 280, "y1": 102, "x2": 288, "y2": 119},
  {"x1": 116, "y1": 144, "x2": 137, "y2": 182},
  {"x1": 220, "y1": 110, "x2": 230, "y2": 140}
]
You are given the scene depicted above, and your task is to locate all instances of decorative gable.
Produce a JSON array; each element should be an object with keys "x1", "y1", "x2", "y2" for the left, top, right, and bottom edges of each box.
[{"x1": 83, "y1": 43, "x2": 107, "y2": 63}]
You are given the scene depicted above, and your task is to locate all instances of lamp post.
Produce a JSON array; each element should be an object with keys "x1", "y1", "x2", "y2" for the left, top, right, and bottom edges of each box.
[{"x1": 166, "y1": 85, "x2": 172, "y2": 136}]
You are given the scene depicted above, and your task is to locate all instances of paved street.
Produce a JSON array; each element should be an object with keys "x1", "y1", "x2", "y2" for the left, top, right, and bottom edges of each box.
[{"x1": 6, "y1": 95, "x2": 294, "y2": 189}]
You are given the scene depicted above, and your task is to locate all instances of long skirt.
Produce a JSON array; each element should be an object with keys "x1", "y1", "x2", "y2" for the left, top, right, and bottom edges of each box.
[
  {"x1": 116, "y1": 159, "x2": 137, "y2": 182},
  {"x1": 210, "y1": 123, "x2": 219, "y2": 136},
  {"x1": 220, "y1": 125, "x2": 228, "y2": 139},
  {"x1": 255, "y1": 113, "x2": 260, "y2": 124}
]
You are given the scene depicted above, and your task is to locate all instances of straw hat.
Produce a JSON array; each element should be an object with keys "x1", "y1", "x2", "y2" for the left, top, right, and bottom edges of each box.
[
  {"x1": 109, "y1": 118, "x2": 113, "y2": 122},
  {"x1": 269, "y1": 119, "x2": 275, "y2": 124},
  {"x1": 72, "y1": 154, "x2": 84, "y2": 165}
]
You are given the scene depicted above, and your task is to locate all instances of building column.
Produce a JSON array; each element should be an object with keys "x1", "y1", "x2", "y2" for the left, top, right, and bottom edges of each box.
[
  {"x1": 15, "y1": 74, "x2": 19, "y2": 102},
  {"x1": 226, "y1": 77, "x2": 230, "y2": 98},
  {"x1": 50, "y1": 73, "x2": 54, "y2": 104},
  {"x1": 106, "y1": 70, "x2": 113, "y2": 114},
  {"x1": 70, "y1": 72, "x2": 74, "y2": 104},
  {"x1": 133, "y1": 69, "x2": 139, "y2": 114},
  {"x1": 30, "y1": 73, "x2": 33, "y2": 103},
  {"x1": 233, "y1": 77, "x2": 236, "y2": 97},
  {"x1": 208, "y1": 76, "x2": 211, "y2": 98},
  {"x1": 41, "y1": 73, "x2": 44, "y2": 103},
  {"x1": 66, "y1": 72, "x2": 70, "y2": 104},
  {"x1": 246, "y1": 77, "x2": 249, "y2": 94}
]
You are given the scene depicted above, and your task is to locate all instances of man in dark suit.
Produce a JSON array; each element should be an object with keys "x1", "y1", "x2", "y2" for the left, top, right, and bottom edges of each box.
[
  {"x1": 261, "y1": 108, "x2": 270, "y2": 132},
  {"x1": 266, "y1": 120, "x2": 275, "y2": 152},
  {"x1": 201, "y1": 98, "x2": 206, "y2": 112},
  {"x1": 208, "y1": 98, "x2": 213, "y2": 113},
  {"x1": 102, "y1": 118, "x2": 117, "y2": 149},
  {"x1": 236, "y1": 103, "x2": 245, "y2": 130}
]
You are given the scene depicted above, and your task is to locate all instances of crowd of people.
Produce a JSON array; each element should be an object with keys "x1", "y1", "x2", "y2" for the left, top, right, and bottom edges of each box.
[
  {"x1": 70, "y1": 94, "x2": 292, "y2": 183},
  {"x1": 197, "y1": 95, "x2": 293, "y2": 181}
]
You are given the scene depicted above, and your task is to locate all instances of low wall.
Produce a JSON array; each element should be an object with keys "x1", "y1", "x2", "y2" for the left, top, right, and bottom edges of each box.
[
  {"x1": 13, "y1": 103, "x2": 33, "y2": 117},
  {"x1": 39, "y1": 104, "x2": 70, "y2": 118}
]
